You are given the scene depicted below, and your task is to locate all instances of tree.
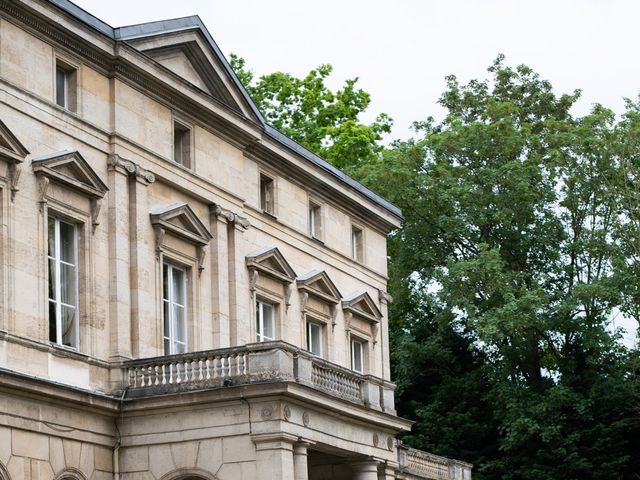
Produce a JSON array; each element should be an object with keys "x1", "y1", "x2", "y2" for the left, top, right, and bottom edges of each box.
[
  {"x1": 361, "y1": 56, "x2": 640, "y2": 480},
  {"x1": 230, "y1": 54, "x2": 391, "y2": 170}
]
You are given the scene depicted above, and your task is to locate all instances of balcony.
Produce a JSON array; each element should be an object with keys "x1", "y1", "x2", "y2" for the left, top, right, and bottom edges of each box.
[
  {"x1": 398, "y1": 445, "x2": 473, "y2": 480},
  {"x1": 122, "y1": 340, "x2": 396, "y2": 413}
]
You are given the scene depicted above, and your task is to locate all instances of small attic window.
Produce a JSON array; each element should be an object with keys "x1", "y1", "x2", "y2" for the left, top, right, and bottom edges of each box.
[
  {"x1": 260, "y1": 173, "x2": 275, "y2": 215},
  {"x1": 173, "y1": 120, "x2": 192, "y2": 168},
  {"x1": 55, "y1": 59, "x2": 77, "y2": 112}
]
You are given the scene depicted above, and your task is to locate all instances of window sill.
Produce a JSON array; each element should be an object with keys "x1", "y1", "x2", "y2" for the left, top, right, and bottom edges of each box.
[{"x1": 261, "y1": 209, "x2": 278, "y2": 220}]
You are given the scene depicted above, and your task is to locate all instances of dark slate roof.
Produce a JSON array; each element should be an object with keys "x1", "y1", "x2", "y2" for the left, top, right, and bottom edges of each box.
[{"x1": 47, "y1": 0, "x2": 402, "y2": 220}]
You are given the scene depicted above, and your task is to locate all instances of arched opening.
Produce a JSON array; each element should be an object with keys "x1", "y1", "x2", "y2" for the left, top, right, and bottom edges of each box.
[
  {"x1": 158, "y1": 469, "x2": 218, "y2": 480},
  {"x1": 52, "y1": 468, "x2": 88, "y2": 480}
]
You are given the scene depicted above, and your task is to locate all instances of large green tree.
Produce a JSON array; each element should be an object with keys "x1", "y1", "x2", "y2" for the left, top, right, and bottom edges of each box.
[{"x1": 230, "y1": 54, "x2": 391, "y2": 169}]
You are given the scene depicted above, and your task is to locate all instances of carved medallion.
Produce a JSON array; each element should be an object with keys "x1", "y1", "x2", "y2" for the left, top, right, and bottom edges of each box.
[
  {"x1": 283, "y1": 405, "x2": 292, "y2": 421},
  {"x1": 373, "y1": 433, "x2": 379, "y2": 447},
  {"x1": 302, "y1": 411, "x2": 310, "y2": 426},
  {"x1": 387, "y1": 436, "x2": 394, "y2": 450},
  {"x1": 260, "y1": 405, "x2": 274, "y2": 420}
]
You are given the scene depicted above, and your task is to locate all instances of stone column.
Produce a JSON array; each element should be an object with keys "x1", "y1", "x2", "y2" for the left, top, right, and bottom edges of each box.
[
  {"x1": 351, "y1": 460, "x2": 380, "y2": 480},
  {"x1": 293, "y1": 441, "x2": 313, "y2": 480},
  {"x1": 252, "y1": 433, "x2": 297, "y2": 480},
  {"x1": 210, "y1": 205, "x2": 233, "y2": 348},
  {"x1": 107, "y1": 155, "x2": 133, "y2": 360}
]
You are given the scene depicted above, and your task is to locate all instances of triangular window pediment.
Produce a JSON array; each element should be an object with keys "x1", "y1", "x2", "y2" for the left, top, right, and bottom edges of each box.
[
  {"x1": 246, "y1": 247, "x2": 296, "y2": 283},
  {"x1": 342, "y1": 291, "x2": 382, "y2": 324},
  {"x1": 297, "y1": 270, "x2": 341, "y2": 304},
  {"x1": 0, "y1": 120, "x2": 28, "y2": 164},
  {"x1": 150, "y1": 203, "x2": 212, "y2": 246},
  {"x1": 32, "y1": 150, "x2": 107, "y2": 198}
]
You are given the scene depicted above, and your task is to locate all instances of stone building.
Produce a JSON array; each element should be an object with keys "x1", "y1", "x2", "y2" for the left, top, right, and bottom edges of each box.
[{"x1": 0, "y1": 1, "x2": 472, "y2": 479}]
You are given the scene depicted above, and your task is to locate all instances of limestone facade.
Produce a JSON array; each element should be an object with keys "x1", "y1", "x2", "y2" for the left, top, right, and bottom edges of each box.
[{"x1": 0, "y1": 1, "x2": 471, "y2": 479}]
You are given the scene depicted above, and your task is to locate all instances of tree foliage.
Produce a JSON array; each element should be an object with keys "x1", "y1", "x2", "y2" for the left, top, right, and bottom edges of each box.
[
  {"x1": 231, "y1": 54, "x2": 640, "y2": 480},
  {"x1": 230, "y1": 54, "x2": 391, "y2": 169}
]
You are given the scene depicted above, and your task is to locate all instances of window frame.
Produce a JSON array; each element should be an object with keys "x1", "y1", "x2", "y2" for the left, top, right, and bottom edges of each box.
[
  {"x1": 308, "y1": 198, "x2": 323, "y2": 240},
  {"x1": 162, "y1": 261, "x2": 188, "y2": 355},
  {"x1": 47, "y1": 215, "x2": 79, "y2": 349},
  {"x1": 54, "y1": 57, "x2": 78, "y2": 112},
  {"x1": 350, "y1": 336, "x2": 365, "y2": 373},
  {"x1": 256, "y1": 297, "x2": 276, "y2": 342},
  {"x1": 172, "y1": 119, "x2": 193, "y2": 168},
  {"x1": 259, "y1": 172, "x2": 276, "y2": 216},
  {"x1": 306, "y1": 318, "x2": 324, "y2": 357},
  {"x1": 351, "y1": 224, "x2": 364, "y2": 262}
]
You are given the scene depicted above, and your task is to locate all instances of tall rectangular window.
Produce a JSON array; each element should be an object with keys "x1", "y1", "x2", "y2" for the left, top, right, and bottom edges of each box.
[
  {"x1": 163, "y1": 263, "x2": 187, "y2": 355},
  {"x1": 48, "y1": 216, "x2": 78, "y2": 348},
  {"x1": 256, "y1": 299, "x2": 275, "y2": 342},
  {"x1": 351, "y1": 225, "x2": 363, "y2": 262},
  {"x1": 260, "y1": 174, "x2": 275, "y2": 215},
  {"x1": 306, "y1": 320, "x2": 323, "y2": 356},
  {"x1": 309, "y1": 201, "x2": 322, "y2": 239},
  {"x1": 350, "y1": 338, "x2": 364, "y2": 373},
  {"x1": 55, "y1": 60, "x2": 77, "y2": 111},
  {"x1": 173, "y1": 121, "x2": 192, "y2": 168}
]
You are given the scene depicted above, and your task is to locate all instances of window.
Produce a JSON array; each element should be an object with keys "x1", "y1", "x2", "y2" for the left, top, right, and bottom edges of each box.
[
  {"x1": 163, "y1": 263, "x2": 187, "y2": 355},
  {"x1": 48, "y1": 216, "x2": 78, "y2": 348},
  {"x1": 351, "y1": 225, "x2": 363, "y2": 262},
  {"x1": 309, "y1": 201, "x2": 322, "y2": 239},
  {"x1": 260, "y1": 174, "x2": 275, "y2": 214},
  {"x1": 306, "y1": 320, "x2": 323, "y2": 356},
  {"x1": 256, "y1": 299, "x2": 275, "y2": 342},
  {"x1": 55, "y1": 60, "x2": 77, "y2": 111},
  {"x1": 173, "y1": 121, "x2": 192, "y2": 167},
  {"x1": 350, "y1": 337, "x2": 365, "y2": 373}
]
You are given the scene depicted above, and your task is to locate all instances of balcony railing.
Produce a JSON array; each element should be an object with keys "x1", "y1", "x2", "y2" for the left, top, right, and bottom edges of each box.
[
  {"x1": 398, "y1": 445, "x2": 472, "y2": 480},
  {"x1": 122, "y1": 341, "x2": 396, "y2": 413}
]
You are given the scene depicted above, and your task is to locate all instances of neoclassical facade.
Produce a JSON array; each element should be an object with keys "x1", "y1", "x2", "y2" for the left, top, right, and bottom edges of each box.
[{"x1": 0, "y1": 1, "x2": 471, "y2": 479}]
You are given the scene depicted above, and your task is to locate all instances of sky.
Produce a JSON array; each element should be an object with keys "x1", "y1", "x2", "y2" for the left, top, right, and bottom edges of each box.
[{"x1": 72, "y1": 0, "x2": 639, "y2": 346}]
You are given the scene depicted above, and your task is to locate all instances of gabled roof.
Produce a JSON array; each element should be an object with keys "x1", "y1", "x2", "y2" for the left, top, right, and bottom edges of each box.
[
  {"x1": 342, "y1": 291, "x2": 383, "y2": 323},
  {"x1": 297, "y1": 270, "x2": 341, "y2": 304},
  {"x1": 46, "y1": 0, "x2": 402, "y2": 221},
  {"x1": 150, "y1": 203, "x2": 212, "y2": 246},
  {"x1": 32, "y1": 149, "x2": 108, "y2": 198},
  {"x1": 246, "y1": 247, "x2": 296, "y2": 283},
  {"x1": 0, "y1": 119, "x2": 29, "y2": 163}
]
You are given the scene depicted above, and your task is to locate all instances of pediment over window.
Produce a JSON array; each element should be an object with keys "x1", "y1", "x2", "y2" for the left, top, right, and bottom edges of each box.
[
  {"x1": 246, "y1": 247, "x2": 296, "y2": 283},
  {"x1": 150, "y1": 203, "x2": 213, "y2": 246},
  {"x1": 342, "y1": 291, "x2": 382, "y2": 324},
  {"x1": 32, "y1": 150, "x2": 108, "y2": 198},
  {"x1": 0, "y1": 119, "x2": 29, "y2": 164},
  {"x1": 297, "y1": 270, "x2": 341, "y2": 304}
]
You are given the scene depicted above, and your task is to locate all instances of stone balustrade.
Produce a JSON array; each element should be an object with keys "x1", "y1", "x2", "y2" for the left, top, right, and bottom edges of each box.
[
  {"x1": 398, "y1": 445, "x2": 472, "y2": 480},
  {"x1": 122, "y1": 341, "x2": 396, "y2": 413}
]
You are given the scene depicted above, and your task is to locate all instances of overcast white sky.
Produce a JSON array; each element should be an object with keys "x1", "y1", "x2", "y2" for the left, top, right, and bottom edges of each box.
[{"x1": 72, "y1": 0, "x2": 639, "y2": 346}]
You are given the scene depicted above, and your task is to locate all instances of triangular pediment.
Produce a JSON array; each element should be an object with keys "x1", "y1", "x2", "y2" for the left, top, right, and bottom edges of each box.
[
  {"x1": 117, "y1": 21, "x2": 262, "y2": 123},
  {"x1": 342, "y1": 291, "x2": 382, "y2": 323},
  {"x1": 246, "y1": 247, "x2": 296, "y2": 283},
  {"x1": 32, "y1": 150, "x2": 107, "y2": 198},
  {"x1": 297, "y1": 270, "x2": 341, "y2": 304},
  {"x1": 150, "y1": 203, "x2": 212, "y2": 246},
  {"x1": 0, "y1": 119, "x2": 29, "y2": 164}
]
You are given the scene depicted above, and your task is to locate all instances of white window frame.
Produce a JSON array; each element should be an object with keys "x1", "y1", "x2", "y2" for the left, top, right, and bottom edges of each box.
[
  {"x1": 48, "y1": 216, "x2": 79, "y2": 349},
  {"x1": 259, "y1": 172, "x2": 276, "y2": 215},
  {"x1": 350, "y1": 337, "x2": 365, "y2": 373},
  {"x1": 351, "y1": 224, "x2": 364, "y2": 262},
  {"x1": 256, "y1": 298, "x2": 276, "y2": 342},
  {"x1": 54, "y1": 57, "x2": 78, "y2": 112},
  {"x1": 306, "y1": 319, "x2": 324, "y2": 357},
  {"x1": 163, "y1": 262, "x2": 188, "y2": 355},
  {"x1": 173, "y1": 119, "x2": 192, "y2": 168},
  {"x1": 309, "y1": 200, "x2": 322, "y2": 239}
]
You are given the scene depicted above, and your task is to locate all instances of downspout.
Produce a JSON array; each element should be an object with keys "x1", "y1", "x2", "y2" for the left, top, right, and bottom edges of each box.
[{"x1": 113, "y1": 385, "x2": 129, "y2": 480}]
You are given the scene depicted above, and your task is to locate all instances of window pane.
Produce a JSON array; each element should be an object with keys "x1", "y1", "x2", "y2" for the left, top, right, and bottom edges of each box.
[
  {"x1": 61, "y1": 263, "x2": 77, "y2": 306},
  {"x1": 48, "y1": 217, "x2": 55, "y2": 258},
  {"x1": 262, "y1": 303, "x2": 274, "y2": 339},
  {"x1": 308, "y1": 322, "x2": 322, "y2": 356},
  {"x1": 172, "y1": 267, "x2": 185, "y2": 305},
  {"x1": 173, "y1": 305, "x2": 185, "y2": 343},
  {"x1": 163, "y1": 264, "x2": 168, "y2": 301},
  {"x1": 164, "y1": 337, "x2": 170, "y2": 355},
  {"x1": 49, "y1": 301, "x2": 57, "y2": 342},
  {"x1": 163, "y1": 300, "x2": 170, "y2": 344},
  {"x1": 56, "y1": 67, "x2": 66, "y2": 107},
  {"x1": 48, "y1": 259, "x2": 56, "y2": 301},
  {"x1": 352, "y1": 340, "x2": 363, "y2": 372},
  {"x1": 59, "y1": 221, "x2": 75, "y2": 264},
  {"x1": 173, "y1": 340, "x2": 186, "y2": 355},
  {"x1": 61, "y1": 305, "x2": 76, "y2": 347}
]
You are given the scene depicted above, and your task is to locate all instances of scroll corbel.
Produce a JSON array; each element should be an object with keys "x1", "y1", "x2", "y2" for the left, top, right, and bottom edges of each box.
[
  {"x1": 90, "y1": 198, "x2": 102, "y2": 233},
  {"x1": 249, "y1": 269, "x2": 259, "y2": 292},
  {"x1": 8, "y1": 163, "x2": 20, "y2": 201},
  {"x1": 284, "y1": 283, "x2": 293, "y2": 309},
  {"x1": 154, "y1": 225, "x2": 165, "y2": 259},
  {"x1": 37, "y1": 176, "x2": 49, "y2": 212},
  {"x1": 197, "y1": 245, "x2": 206, "y2": 275},
  {"x1": 299, "y1": 291, "x2": 309, "y2": 313}
]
